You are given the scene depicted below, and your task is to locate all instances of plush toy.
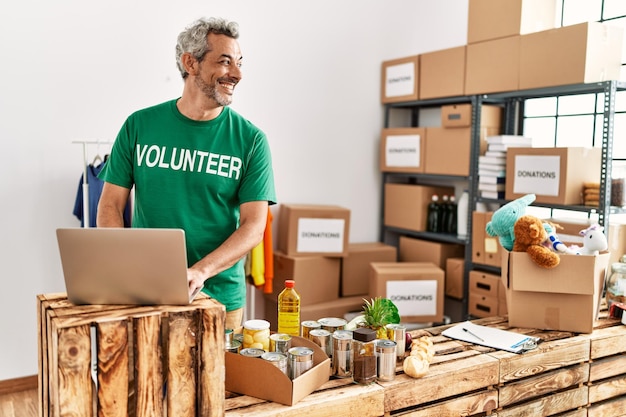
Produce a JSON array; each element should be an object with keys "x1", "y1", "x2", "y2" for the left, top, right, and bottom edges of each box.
[
  {"x1": 542, "y1": 221, "x2": 575, "y2": 254},
  {"x1": 570, "y1": 224, "x2": 608, "y2": 255},
  {"x1": 486, "y1": 194, "x2": 536, "y2": 251},
  {"x1": 513, "y1": 214, "x2": 560, "y2": 268}
]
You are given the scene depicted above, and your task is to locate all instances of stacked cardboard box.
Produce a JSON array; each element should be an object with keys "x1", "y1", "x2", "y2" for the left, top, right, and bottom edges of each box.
[
  {"x1": 381, "y1": 0, "x2": 623, "y2": 101},
  {"x1": 266, "y1": 204, "x2": 398, "y2": 329}
]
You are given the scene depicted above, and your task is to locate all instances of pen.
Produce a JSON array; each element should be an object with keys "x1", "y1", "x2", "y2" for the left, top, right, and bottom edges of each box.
[{"x1": 462, "y1": 327, "x2": 485, "y2": 342}]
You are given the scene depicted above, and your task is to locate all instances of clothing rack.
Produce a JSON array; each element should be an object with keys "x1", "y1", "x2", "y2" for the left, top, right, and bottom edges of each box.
[{"x1": 72, "y1": 140, "x2": 113, "y2": 228}]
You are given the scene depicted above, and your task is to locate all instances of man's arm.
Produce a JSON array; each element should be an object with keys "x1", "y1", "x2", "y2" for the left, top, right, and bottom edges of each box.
[
  {"x1": 97, "y1": 182, "x2": 131, "y2": 227},
  {"x1": 187, "y1": 200, "x2": 269, "y2": 295}
]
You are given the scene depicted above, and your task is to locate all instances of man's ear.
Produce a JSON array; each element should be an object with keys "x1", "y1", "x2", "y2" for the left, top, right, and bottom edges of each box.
[{"x1": 182, "y1": 53, "x2": 198, "y2": 76}]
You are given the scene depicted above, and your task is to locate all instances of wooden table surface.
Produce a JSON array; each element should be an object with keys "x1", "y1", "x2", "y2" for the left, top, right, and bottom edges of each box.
[{"x1": 225, "y1": 310, "x2": 626, "y2": 417}]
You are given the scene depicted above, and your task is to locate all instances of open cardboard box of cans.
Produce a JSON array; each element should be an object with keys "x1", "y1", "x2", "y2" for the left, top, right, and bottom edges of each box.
[{"x1": 225, "y1": 335, "x2": 331, "y2": 406}]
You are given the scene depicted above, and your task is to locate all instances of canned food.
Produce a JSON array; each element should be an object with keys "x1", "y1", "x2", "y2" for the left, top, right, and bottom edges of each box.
[
  {"x1": 376, "y1": 339, "x2": 397, "y2": 382},
  {"x1": 301, "y1": 320, "x2": 321, "y2": 339},
  {"x1": 233, "y1": 333, "x2": 244, "y2": 344},
  {"x1": 262, "y1": 351, "x2": 288, "y2": 375},
  {"x1": 287, "y1": 346, "x2": 314, "y2": 379},
  {"x1": 317, "y1": 317, "x2": 347, "y2": 334},
  {"x1": 243, "y1": 319, "x2": 270, "y2": 350},
  {"x1": 225, "y1": 328, "x2": 234, "y2": 345},
  {"x1": 240, "y1": 348, "x2": 266, "y2": 358},
  {"x1": 331, "y1": 330, "x2": 352, "y2": 378},
  {"x1": 309, "y1": 329, "x2": 332, "y2": 358},
  {"x1": 226, "y1": 339, "x2": 242, "y2": 354},
  {"x1": 385, "y1": 323, "x2": 406, "y2": 360},
  {"x1": 270, "y1": 333, "x2": 292, "y2": 353}
]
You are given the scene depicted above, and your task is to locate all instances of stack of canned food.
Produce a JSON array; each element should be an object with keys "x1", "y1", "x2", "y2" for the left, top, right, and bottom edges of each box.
[
  {"x1": 226, "y1": 319, "x2": 314, "y2": 380},
  {"x1": 226, "y1": 317, "x2": 407, "y2": 384}
]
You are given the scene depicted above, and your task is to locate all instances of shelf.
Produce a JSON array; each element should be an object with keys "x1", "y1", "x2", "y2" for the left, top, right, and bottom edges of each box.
[
  {"x1": 483, "y1": 80, "x2": 626, "y2": 100},
  {"x1": 381, "y1": 80, "x2": 622, "y2": 322},
  {"x1": 383, "y1": 226, "x2": 467, "y2": 245}
]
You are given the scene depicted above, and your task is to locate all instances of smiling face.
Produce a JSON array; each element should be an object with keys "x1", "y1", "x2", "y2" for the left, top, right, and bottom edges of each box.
[{"x1": 192, "y1": 33, "x2": 243, "y2": 107}]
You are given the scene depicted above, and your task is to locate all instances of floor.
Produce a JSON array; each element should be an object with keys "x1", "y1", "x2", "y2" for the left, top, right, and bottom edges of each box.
[{"x1": 0, "y1": 388, "x2": 37, "y2": 417}]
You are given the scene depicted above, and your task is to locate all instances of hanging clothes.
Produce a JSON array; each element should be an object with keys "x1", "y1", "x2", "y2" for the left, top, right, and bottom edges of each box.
[
  {"x1": 263, "y1": 208, "x2": 274, "y2": 294},
  {"x1": 73, "y1": 158, "x2": 131, "y2": 227}
]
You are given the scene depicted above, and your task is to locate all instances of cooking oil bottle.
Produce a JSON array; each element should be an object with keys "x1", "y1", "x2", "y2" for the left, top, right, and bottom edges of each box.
[{"x1": 277, "y1": 280, "x2": 300, "y2": 336}]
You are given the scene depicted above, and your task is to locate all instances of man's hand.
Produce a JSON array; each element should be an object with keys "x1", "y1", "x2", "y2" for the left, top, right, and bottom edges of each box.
[{"x1": 187, "y1": 268, "x2": 206, "y2": 298}]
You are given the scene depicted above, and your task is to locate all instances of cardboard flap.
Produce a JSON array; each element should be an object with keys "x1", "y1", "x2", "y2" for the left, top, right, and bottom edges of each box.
[
  {"x1": 225, "y1": 335, "x2": 330, "y2": 406},
  {"x1": 508, "y1": 251, "x2": 609, "y2": 295}
]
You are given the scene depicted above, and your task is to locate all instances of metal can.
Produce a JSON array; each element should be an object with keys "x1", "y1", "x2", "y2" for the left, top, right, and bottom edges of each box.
[
  {"x1": 376, "y1": 339, "x2": 397, "y2": 382},
  {"x1": 270, "y1": 333, "x2": 292, "y2": 353},
  {"x1": 300, "y1": 320, "x2": 321, "y2": 339},
  {"x1": 331, "y1": 330, "x2": 352, "y2": 378},
  {"x1": 226, "y1": 339, "x2": 242, "y2": 354},
  {"x1": 309, "y1": 329, "x2": 332, "y2": 358},
  {"x1": 225, "y1": 328, "x2": 234, "y2": 345},
  {"x1": 317, "y1": 317, "x2": 347, "y2": 334},
  {"x1": 239, "y1": 348, "x2": 266, "y2": 358},
  {"x1": 287, "y1": 346, "x2": 314, "y2": 379},
  {"x1": 385, "y1": 323, "x2": 406, "y2": 360},
  {"x1": 261, "y1": 352, "x2": 288, "y2": 375}
]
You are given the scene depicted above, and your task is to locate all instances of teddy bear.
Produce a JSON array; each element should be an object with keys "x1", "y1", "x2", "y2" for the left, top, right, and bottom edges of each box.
[
  {"x1": 486, "y1": 193, "x2": 536, "y2": 251},
  {"x1": 513, "y1": 214, "x2": 560, "y2": 268}
]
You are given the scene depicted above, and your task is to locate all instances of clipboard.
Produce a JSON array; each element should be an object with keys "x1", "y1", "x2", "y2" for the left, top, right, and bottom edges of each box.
[{"x1": 441, "y1": 321, "x2": 539, "y2": 353}]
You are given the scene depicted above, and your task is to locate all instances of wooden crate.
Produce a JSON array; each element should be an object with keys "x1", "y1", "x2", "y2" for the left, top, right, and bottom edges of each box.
[{"x1": 37, "y1": 292, "x2": 225, "y2": 417}]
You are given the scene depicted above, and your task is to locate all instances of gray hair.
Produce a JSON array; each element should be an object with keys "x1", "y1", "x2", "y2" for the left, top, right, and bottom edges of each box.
[{"x1": 175, "y1": 17, "x2": 240, "y2": 79}]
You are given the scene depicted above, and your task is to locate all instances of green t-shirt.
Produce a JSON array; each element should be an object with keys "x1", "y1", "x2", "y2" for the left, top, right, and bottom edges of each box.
[{"x1": 99, "y1": 99, "x2": 276, "y2": 311}]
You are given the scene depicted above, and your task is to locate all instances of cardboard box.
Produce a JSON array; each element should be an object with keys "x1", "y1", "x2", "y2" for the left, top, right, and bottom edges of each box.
[
  {"x1": 380, "y1": 127, "x2": 426, "y2": 173},
  {"x1": 465, "y1": 36, "x2": 520, "y2": 95},
  {"x1": 419, "y1": 46, "x2": 466, "y2": 99},
  {"x1": 469, "y1": 270, "x2": 502, "y2": 298},
  {"x1": 445, "y1": 257, "x2": 465, "y2": 299},
  {"x1": 467, "y1": 0, "x2": 557, "y2": 44},
  {"x1": 472, "y1": 211, "x2": 502, "y2": 267},
  {"x1": 505, "y1": 147, "x2": 602, "y2": 205},
  {"x1": 440, "y1": 104, "x2": 503, "y2": 129},
  {"x1": 277, "y1": 204, "x2": 350, "y2": 257},
  {"x1": 341, "y1": 242, "x2": 397, "y2": 297},
  {"x1": 369, "y1": 262, "x2": 445, "y2": 323},
  {"x1": 398, "y1": 236, "x2": 464, "y2": 270},
  {"x1": 269, "y1": 251, "x2": 340, "y2": 305},
  {"x1": 264, "y1": 296, "x2": 366, "y2": 330},
  {"x1": 225, "y1": 336, "x2": 330, "y2": 406},
  {"x1": 381, "y1": 55, "x2": 419, "y2": 103},
  {"x1": 384, "y1": 183, "x2": 455, "y2": 232},
  {"x1": 424, "y1": 126, "x2": 501, "y2": 176},
  {"x1": 519, "y1": 22, "x2": 623, "y2": 90},
  {"x1": 468, "y1": 293, "x2": 499, "y2": 318},
  {"x1": 501, "y1": 250, "x2": 610, "y2": 333}
]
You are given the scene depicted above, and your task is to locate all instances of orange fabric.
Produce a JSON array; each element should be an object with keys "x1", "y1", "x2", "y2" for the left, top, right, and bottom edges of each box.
[{"x1": 263, "y1": 208, "x2": 274, "y2": 294}]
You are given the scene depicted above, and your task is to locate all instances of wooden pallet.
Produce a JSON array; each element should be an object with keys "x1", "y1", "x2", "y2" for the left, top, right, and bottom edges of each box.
[
  {"x1": 37, "y1": 293, "x2": 225, "y2": 417},
  {"x1": 225, "y1": 311, "x2": 626, "y2": 416}
]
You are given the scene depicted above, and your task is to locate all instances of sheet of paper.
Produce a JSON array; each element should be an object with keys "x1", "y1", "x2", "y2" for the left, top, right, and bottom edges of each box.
[{"x1": 441, "y1": 321, "x2": 539, "y2": 353}]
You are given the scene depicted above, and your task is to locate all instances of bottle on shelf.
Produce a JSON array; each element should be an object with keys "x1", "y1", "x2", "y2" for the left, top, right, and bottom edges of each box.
[
  {"x1": 439, "y1": 195, "x2": 450, "y2": 233},
  {"x1": 457, "y1": 190, "x2": 469, "y2": 239},
  {"x1": 277, "y1": 279, "x2": 301, "y2": 336},
  {"x1": 447, "y1": 194, "x2": 457, "y2": 234},
  {"x1": 427, "y1": 194, "x2": 440, "y2": 233}
]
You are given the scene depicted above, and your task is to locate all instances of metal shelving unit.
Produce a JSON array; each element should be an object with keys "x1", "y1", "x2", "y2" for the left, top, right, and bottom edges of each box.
[{"x1": 380, "y1": 80, "x2": 626, "y2": 321}]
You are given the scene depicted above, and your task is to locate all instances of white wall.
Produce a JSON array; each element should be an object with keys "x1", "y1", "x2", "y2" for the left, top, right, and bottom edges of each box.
[{"x1": 0, "y1": 0, "x2": 467, "y2": 380}]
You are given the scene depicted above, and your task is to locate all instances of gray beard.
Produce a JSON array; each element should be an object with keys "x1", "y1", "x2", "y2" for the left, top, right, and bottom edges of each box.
[{"x1": 194, "y1": 76, "x2": 232, "y2": 107}]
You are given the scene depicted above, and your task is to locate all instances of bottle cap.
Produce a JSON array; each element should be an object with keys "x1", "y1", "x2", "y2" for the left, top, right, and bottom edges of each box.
[{"x1": 285, "y1": 279, "x2": 295, "y2": 288}]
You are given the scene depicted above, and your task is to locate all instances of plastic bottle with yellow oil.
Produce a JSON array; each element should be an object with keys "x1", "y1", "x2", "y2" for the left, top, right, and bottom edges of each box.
[{"x1": 277, "y1": 280, "x2": 300, "y2": 336}]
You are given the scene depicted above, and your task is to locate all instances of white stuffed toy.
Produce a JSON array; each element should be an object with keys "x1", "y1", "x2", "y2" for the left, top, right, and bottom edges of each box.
[{"x1": 571, "y1": 224, "x2": 608, "y2": 255}]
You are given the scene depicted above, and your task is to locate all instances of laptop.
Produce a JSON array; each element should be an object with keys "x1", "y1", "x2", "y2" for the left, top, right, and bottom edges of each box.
[{"x1": 56, "y1": 227, "x2": 202, "y2": 305}]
